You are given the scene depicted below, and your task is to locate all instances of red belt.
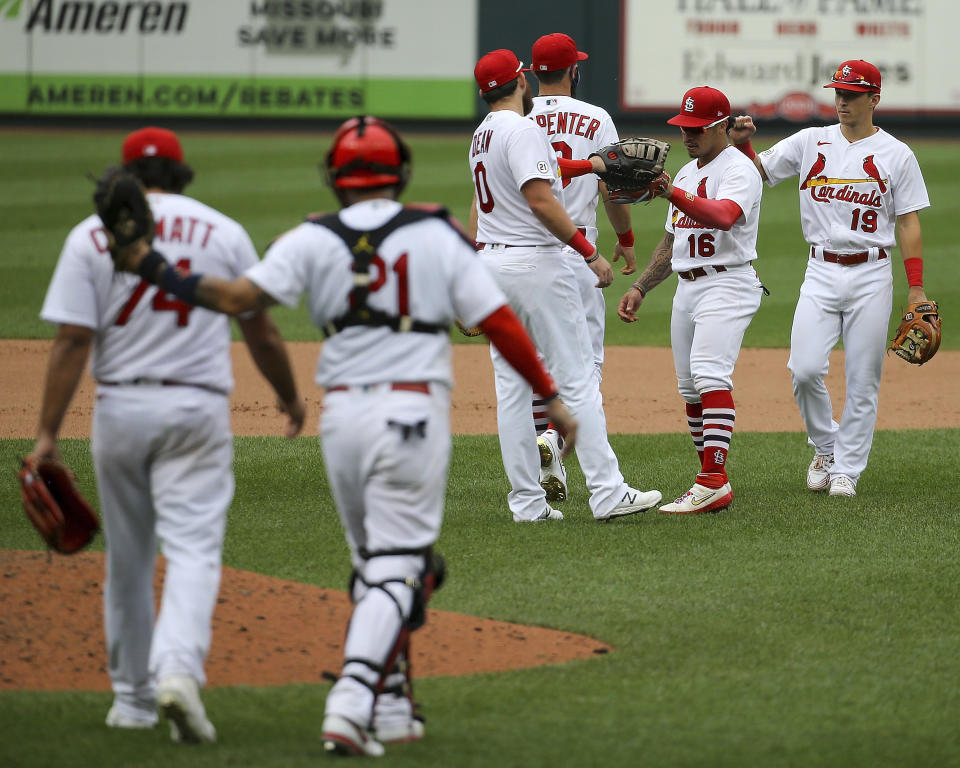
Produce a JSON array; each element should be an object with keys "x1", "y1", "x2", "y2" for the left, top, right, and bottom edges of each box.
[
  {"x1": 813, "y1": 247, "x2": 887, "y2": 265},
  {"x1": 326, "y1": 381, "x2": 431, "y2": 395},
  {"x1": 678, "y1": 265, "x2": 727, "y2": 281}
]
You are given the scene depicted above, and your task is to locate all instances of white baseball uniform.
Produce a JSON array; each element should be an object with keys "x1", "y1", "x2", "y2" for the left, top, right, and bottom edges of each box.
[
  {"x1": 666, "y1": 147, "x2": 765, "y2": 398},
  {"x1": 246, "y1": 197, "x2": 505, "y2": 733},
  {"x1": 40, "y1": 192, "x2": 257, "y2": 720},
  {"x1": 759, "y1": 124, "x2": 929, "y2": 481},
  {"x1": 470, "y1": 108, "x2": 634, "y2": 521},
  {"x1": 529, "y1": 95, "x2": 620, "y2": 373}
]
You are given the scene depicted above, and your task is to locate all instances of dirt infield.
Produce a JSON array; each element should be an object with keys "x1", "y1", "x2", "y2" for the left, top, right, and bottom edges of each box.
[
  {"x1": 2, "y1": 339, "x2": 957, "y2": 691},
  {"x1": 3, "y1": 340, "x2": 958, "y2": 438}
]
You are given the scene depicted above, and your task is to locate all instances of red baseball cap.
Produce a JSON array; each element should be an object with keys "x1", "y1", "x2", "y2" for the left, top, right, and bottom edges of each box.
[
  {"x1": 666, "y1": 86, "x2": 731, "y2": 128},
  {"x1": 823, "y1": 59, "x2": 881, "y2": 93},
  {"x1": 122, "y1": 127, "x2": 183, "y2": 164},
  {"x1": 475, "y1": 49, "x2": 530, "y2": 93},
  {"x1": 532, "y1": 32, "x2": 588, "y2": 72}
]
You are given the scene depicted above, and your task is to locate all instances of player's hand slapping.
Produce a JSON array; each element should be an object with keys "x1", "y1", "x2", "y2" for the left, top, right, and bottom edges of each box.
[
  {"x1": 728, "y1": 116, "x2": 757, "y2": 145},
  {"x1": 617, "y1": 285, "x2": 646, "y2": 323}
]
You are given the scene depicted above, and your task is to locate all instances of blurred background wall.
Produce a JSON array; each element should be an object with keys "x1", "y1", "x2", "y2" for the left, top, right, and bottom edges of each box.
[{"x1": 1, "y1": 0, "x2": 955, "y2": 134}]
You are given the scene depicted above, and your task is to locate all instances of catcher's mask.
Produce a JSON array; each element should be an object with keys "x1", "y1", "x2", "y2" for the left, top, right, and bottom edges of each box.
[{"x1": 324, "y1": 115, "x2": 411, "y2": 195}]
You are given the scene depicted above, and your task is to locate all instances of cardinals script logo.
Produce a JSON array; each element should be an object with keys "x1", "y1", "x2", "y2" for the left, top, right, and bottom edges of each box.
[{"x1": 799, "y1": 153, "x2": 887, "y2": 206}]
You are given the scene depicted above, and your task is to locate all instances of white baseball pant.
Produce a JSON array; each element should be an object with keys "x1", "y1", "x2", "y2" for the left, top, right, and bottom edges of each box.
[
  {"x1": 671, "y1": 265, "x2": 764, "y2": 400},
  {"x1": 320, "y1": 384, "x2": 450, "y2": 727},
  {"x1": 479, "y1": 245, "x2": 627, "y2": 521},
  {"x1": 788, "y1": 258, "x2": 893, "y2": 481},
  {"x1": 92, "y1": 385, "x2": 232, "y2": 715}
]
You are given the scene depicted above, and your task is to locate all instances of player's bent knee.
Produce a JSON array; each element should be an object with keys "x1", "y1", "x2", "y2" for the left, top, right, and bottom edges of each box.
[
  {"x1": 676, "y1": 378, "x2": 698, "y2": 401},
  {"x1": 692, "y1": 374, "x2": 732, "y2": 394}
]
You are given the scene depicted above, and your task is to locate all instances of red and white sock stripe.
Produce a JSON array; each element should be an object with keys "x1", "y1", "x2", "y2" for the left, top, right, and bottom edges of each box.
[
  {"x1": 700, "y1": 389, "x2": 734, "y2": 480},
  {"x1": 685, "y1": 401, "x2": 704, "y2": 461}
]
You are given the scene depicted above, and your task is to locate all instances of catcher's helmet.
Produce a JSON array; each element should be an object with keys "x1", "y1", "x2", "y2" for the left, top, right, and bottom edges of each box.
[{"x1": 324, "y1": 115, "x2": 411, "y2": 193}]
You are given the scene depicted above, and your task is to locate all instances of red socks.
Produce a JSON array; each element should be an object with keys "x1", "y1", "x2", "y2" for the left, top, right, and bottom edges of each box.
[{"x1": 696, "y1": 389, "x2": 735, "y2": 487}]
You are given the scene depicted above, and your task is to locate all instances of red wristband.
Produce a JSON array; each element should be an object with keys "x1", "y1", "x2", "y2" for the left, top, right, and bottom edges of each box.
[
  {"x1": 567, "y1": 230, "x2": 595, "y2": 259},
  {"x1": 617, "y1": 229, "x2": 635, "y2": 248},
  {"x1": 904, "y1": 257, "x2": 923, "y2": 287},
  {"x1": 734, "y1": 141, "x2": 757, "y2": 160}
]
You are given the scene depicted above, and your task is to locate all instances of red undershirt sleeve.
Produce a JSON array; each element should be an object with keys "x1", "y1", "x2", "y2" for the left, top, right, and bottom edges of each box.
[
  {"x1": 666, "y1": 189, "x2": 743, "y2": 231},
  {"x1": 557, "y1": 158, "x2": 594, "y2": 178},
  {"x1": 478, "y1": 305, "x2": 558, "y2": 400}
]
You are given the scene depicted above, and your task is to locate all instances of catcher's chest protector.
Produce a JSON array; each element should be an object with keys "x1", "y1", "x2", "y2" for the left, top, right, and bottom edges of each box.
[{"x1": 309, "y1": 207, "x2": 452, "y2": 338}]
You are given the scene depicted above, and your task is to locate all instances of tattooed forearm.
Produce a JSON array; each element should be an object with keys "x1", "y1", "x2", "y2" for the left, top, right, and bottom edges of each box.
[{"x1": 632, "y1": 233, "x2": 674, "y2": 295}]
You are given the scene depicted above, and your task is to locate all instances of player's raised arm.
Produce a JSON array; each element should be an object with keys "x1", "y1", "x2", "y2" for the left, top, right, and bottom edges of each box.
[{"x1": 727, "y1": 116, "x2": 768, "y2": 181}]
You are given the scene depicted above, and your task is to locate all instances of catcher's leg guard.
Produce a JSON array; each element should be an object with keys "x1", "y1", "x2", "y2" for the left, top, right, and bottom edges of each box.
[
  {"x1": 326, "y1": 549, "x2": 445, "y2": 728},
  {"x1": 325, "y1": 552, "x2": 421, "y2": 726}
]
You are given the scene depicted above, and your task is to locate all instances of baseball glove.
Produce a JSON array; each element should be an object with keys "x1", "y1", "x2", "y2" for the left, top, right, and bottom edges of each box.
[
  {"x1": 92, "y1": 165, "x2": 154, "y2": 251},
  {"x1": 455, "y1": 319, "x2": 483, "y2": 338},
  {"x1": 888, "y1": 301, "x2": 942, "y2": 365},
  {"x1": 18, "y1": 457, "x2": 100, "y2": 554},
  {"x1": 591, "y1": 138, "x2": 671, "y2": 202}
]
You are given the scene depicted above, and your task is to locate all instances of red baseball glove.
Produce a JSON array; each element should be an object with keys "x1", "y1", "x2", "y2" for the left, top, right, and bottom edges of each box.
[{"x1": 18, "y1": 457, "x2": 100, "y2": 554}]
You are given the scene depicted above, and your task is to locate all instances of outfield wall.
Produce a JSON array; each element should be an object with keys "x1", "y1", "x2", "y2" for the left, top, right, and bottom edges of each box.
[{"x1": 1, "y1": 0, "x2": 958, "y2": 130}]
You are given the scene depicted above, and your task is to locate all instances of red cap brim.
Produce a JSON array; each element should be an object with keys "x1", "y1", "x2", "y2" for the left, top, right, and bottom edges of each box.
[{"x1": 823, "y1": 83, "x2": 879, "y2": 93}]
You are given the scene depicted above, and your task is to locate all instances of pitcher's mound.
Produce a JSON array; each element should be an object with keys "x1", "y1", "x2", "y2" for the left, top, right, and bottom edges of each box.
[{"x1": 0, "y1": 550, "x2": 611, "y2": 691}]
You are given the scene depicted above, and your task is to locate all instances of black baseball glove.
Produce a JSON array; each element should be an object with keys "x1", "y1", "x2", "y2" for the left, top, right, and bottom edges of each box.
[
  {"x1": 92, "y1": 165, "x2": 155, "y2": 254},
  {"x1": 590, "y1": 138, "x2": 671, "y2": 202}
]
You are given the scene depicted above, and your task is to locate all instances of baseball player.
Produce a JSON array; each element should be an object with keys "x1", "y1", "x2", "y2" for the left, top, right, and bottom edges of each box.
[
  {"x1": 609, "y1": 86, "x2": 766, "y2": 513},
  {"x1": 30, "y1": 127, "x2": 305, "y2": 743},
  {"x1": 528, "y1": 32, "x2": 638, "y2": 503},
  {"x1": 729, "y1": 60, "x2": 931, "y2": 497},
  {"x1": 469, "y1": 48, "x2": 662, "y2": 522},
  {"x1": 102, "y1": 115, "x2": 578, "y2": 756}
]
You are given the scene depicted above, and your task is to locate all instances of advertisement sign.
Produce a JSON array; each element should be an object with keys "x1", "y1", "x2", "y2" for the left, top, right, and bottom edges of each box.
[
  {"x1": 620, "y1": 0, "x2": 959, "y2": 120},
  {"x1": 0, "y1": 0, "x2": 477, "y2": 118}
]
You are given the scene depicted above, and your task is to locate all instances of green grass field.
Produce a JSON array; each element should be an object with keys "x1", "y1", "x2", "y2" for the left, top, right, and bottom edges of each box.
[{"x1": 1, "y1": 129, "x2": 958, "y2": 767}]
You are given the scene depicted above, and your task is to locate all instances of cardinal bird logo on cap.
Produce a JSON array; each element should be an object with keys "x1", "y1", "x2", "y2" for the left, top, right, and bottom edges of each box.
[
  {"x1": 862, "y1": 155, "x2": 887, "y2": 193},
  {"x1": 800, "y1": 153, "x2": 827, "y2": 190}
]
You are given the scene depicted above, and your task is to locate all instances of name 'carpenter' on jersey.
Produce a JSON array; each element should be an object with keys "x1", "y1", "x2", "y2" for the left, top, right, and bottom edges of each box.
[{"x1": 532, "y1": 111, "x2": 602, "y2": 140}]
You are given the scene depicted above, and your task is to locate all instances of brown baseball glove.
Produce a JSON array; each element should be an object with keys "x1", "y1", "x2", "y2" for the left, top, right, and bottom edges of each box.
[
  {"x1": 455, "y1": 319, "x2": 484, "y2": 338},
  {"x1": 18, "y1": 457, "x2": 100, "y2": 554},
  {"x1": 888, "y1": 301, "x2": 942, "y2": 365}
]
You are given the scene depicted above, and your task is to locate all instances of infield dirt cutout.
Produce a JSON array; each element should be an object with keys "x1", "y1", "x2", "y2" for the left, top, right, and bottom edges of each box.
[{"x1": 2, "y1": 340, "x2": 957, "y2": 690}]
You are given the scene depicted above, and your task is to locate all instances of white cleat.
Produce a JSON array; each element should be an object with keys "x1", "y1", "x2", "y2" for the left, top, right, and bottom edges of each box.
[
  {"x1": 105, "y1": 705, "x2": 157, "y2": 729},
  {"x1": 659, "y1": 482, "x2": 733, "y2": 514},
  {"x1": 829, "y1": 475, "x2": 857, "y2": 497},
  {"x1": 157, "y1": 675, "x2": 216, "y2": 744},
  {"x1": 322, "y1": 714, "x2": 386, "y2": 757},
  {"x1": 537, "y1": 429, "x2": 567, "y2": 503},
  {"x1": 807, "y1": 453, "x2": 835, "y2": 491},
  {"x1": 373, "y1": 690, "x2": 424, "y2": 744},
  {"x1": 374, "y1": 718, "x2": 424, "y2": 744},
  {"x1": 596, "y1": 487, "x2": 662, "y2": 521},
  {"x1": 535, "y1": 506, "x2": 564, "y2": 522}
]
